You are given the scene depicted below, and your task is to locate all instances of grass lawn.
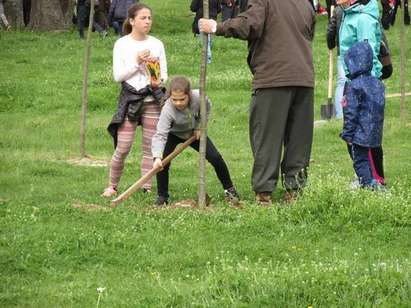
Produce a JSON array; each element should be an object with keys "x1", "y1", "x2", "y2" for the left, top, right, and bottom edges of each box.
[{"x1": 1, "y1": 1, "x2": 411, "y2": 306}]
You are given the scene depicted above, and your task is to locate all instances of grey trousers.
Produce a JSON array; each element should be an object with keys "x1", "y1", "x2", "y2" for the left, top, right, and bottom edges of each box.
[{"x1": 249, "y1": 87, "x2": 314, "y2": 193}]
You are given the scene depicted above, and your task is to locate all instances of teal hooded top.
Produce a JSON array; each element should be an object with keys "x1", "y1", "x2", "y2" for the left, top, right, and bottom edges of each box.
[{"x1": 339, "y1": 0, "x2": 382, "y2": 78}]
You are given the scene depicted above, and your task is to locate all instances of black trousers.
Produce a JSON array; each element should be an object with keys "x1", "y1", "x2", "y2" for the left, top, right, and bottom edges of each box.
[
  {"x1": 393, "y1": 0, "x2": 410, "y2": 24},
  {"x1": 156, "y1": 134, "x2": 233, "y2": 198},
  {"x1": 77, "y1": 3, "x2": 105, "y2": 38}
]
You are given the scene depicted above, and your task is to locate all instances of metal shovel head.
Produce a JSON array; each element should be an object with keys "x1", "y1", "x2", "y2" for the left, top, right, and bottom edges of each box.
[{"x1": 320, "y1": 98, "x2": 335, "y2": 120}]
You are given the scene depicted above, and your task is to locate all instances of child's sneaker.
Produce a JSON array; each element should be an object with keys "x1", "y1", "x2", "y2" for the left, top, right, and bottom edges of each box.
[
  {"x1": 155, "y1": 195, "x2": 168, "y2": 206},
  {"x1": 101, "y1": 186, "x2": 117, "y2": 197},
  {"x1": 370, "y1": 180, "x2": 387, "y2": 192},
  {"x1": 349, "y1": 178, "x2": 361, "y2": 190},
  {"x1": 142, "y1": 188, "x2": 152, "y2": 194},
  {"x1": 224, "y1": 187, "x2": 240, "y2": 206}
]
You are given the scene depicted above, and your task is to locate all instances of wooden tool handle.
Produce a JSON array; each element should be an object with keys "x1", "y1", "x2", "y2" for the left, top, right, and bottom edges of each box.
[
  {"x1": 111, "y1": 135, "x2": 196, "y2": 207},
  {"x1": 327, "y1": 5, "x2": 335, "y2": 100}
]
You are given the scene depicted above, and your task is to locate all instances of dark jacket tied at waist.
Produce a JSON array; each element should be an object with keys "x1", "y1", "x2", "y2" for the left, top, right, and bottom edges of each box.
[{"x1": 107, "y1": 82, "x2": 165, "y2": 148}]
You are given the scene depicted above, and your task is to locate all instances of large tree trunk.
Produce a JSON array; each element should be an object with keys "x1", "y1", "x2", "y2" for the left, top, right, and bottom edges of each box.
[
  {"x1": 3, "y1": 0, "x2": 24, "y2": 29},
  {"x1": 29, "y1": 0, "x2": 75, "y2": 31}
]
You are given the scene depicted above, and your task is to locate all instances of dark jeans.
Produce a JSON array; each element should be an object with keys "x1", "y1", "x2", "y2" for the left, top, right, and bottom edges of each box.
[
  {"x1": 249, "y1": 87, "x2": 314, "y2": 193},
  {"x1": 156, "y1": 134, "x2": 234, "y2": 198},
  {"x1": 111, "y1": 20, "x2": 124, "y2": 36}
]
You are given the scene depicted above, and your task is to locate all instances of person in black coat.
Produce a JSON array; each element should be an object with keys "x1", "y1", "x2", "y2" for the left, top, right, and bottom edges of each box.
[
  {"x1": 77, "y1": 0, "x2": 108, "y2": 39},
  {"x1": 190, "y1": 0, "x2": 221, "y2": 34},
  {"x1": 190, "y1": 0, "x2": 221, "y2": 63}
]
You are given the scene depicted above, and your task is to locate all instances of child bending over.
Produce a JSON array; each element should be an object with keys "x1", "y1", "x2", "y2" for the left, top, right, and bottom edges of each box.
[
  {"x1": 341, "y1": 41, "x2": 385, "y2": 190},
  {"x1": 151, "y1": 76, "x2": 240, "y2": 206}
]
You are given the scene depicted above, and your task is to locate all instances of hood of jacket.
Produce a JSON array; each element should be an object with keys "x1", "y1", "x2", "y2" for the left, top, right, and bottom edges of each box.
[
  {"x1": 344, "y1": 0, "x2": 379, "y2": 21},
  {"x1": 344, "y1": 41, "x2": 373, "y2": 79}
]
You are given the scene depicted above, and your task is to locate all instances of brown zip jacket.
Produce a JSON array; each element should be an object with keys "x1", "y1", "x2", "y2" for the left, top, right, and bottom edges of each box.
[{"x1": 215, "y1": 0, "x2": 315, "y2": 89}]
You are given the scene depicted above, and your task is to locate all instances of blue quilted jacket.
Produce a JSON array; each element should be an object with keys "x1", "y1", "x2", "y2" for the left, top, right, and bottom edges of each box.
[{"x1": 341, "y1": 41, "x2": 385, "y2": 148}]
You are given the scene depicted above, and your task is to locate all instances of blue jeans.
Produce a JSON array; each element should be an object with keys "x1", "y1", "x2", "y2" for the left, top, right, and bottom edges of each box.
[
  {"x1": 199, "y1": 33, "x2": 212, "y2": 64},
  {"x1": 335, "y1": 57, "x2": 346, "y2": 119}
]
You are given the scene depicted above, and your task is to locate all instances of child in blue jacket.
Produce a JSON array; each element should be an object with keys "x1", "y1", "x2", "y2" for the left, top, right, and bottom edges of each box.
[
  {"x1": 341, "y1": 41, "x2": 385, "y2": 189},
  {"x1": 338, "y1": 0, "x2": 386, "y2": 186}
]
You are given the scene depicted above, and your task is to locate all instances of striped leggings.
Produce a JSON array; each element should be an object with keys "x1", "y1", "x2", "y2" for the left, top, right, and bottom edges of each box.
[{"x1": 108, "y1": 102, "x2": 160, "y2": 190}]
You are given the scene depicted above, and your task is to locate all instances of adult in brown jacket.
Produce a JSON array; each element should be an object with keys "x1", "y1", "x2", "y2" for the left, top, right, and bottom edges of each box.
[{"x1": 199, "y1": 0, "x2": 315, "y2": 205}]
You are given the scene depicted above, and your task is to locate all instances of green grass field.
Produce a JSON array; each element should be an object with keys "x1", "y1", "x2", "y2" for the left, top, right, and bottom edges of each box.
[{"x1": 1, "y1": 1, "x2": 411, "y2": 306}]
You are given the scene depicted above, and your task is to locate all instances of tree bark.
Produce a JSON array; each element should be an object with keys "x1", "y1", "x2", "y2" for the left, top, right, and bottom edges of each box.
[
  {"x1": 29, "y1": 0, "x2": 75, "y2": 31},
  {"x1": 3, "y1": 0, "x2": 24, "y2": 29}
]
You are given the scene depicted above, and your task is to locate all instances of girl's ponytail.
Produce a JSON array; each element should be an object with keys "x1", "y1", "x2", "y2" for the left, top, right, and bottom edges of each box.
[{"x1": 123, "y1": 18, "x2": 132, "y2": 35}]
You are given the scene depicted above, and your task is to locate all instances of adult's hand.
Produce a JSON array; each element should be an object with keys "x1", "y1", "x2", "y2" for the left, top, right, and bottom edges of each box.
[{"x1": 199, "y1": 18, "x2": 217, "y2": 34}]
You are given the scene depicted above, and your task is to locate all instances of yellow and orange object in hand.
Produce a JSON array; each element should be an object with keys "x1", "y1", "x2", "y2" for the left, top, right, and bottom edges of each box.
[{"x1": 145, "y1": 58, "x2": 161, "y2": 84}]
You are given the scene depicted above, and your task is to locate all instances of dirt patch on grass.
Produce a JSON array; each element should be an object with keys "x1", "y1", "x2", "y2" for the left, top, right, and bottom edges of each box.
[
  {"x1": 72, "y1": 202, "x2": 111, "y2": 212},
  {"x1": 169, "y1": 199, "x2": 213, "y2": 210},
  {"x1": 67, "y1": 156, "x2": 109, "y2": 167}
]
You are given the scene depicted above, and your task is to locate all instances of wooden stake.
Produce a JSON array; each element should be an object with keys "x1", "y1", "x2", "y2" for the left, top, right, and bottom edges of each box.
[
  {"x1": 399, "y1": 0, "x2": 407, "y2": 121},
  {"x1": 80, "y1": 0, "x2": 95, "y2": 158},
  {"x1": 111, "y1": 136, "x2": 196, "y2": 207},
  {"x1": 386, "y1": 92, "x2": 411, "y2": 98},
  {"x1": 198, "y1": 0, "x2": 209, "y2": 207}
]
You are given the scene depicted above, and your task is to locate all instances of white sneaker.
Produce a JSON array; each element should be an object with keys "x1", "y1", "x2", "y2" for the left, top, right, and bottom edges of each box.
[{"x1": 349, "y1": 178, "x2": 360, "y2": 190}]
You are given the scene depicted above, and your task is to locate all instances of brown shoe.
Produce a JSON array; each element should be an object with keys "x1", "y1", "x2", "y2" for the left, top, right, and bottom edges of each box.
[{"x1": 256, "y1": 192, "x2": 272, "y2": 206}]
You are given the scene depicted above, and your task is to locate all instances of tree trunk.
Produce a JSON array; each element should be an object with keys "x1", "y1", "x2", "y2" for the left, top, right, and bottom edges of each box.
[
  {"x1": 29, "y1": 0, "x2": 75, "y2": 31},
  {"x1": 3, "y1": 0, "x2": 24, "y2": 29}
]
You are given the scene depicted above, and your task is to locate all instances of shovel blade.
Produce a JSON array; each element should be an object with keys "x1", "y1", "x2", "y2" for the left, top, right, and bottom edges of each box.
[{"x1": 320, "y1": 103, "x2": 335, "y2": 120}]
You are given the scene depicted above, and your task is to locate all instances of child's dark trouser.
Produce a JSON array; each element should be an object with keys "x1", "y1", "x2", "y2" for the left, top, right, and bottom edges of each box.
[
  {"x1": 347, "y1": 144, "x2": 385, "y2": 184},
  {"x1": 351, "y1": 144, "x2": 374, "y2": 187},
  {"x1": 156, "y1": 134, "x2": 234, "y2": 198}
]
